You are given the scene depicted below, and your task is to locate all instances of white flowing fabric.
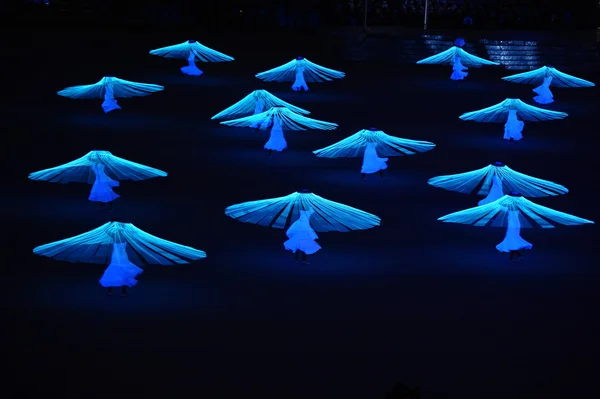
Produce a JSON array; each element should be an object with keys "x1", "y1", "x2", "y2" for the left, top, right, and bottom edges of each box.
[
  {"x1": 478, "y1": 175, "x2": 504, "y2": 206},
  {"x1": 360, "y1": 142, "x2": 388, "y2": 174},
  {"x1": 284, "y1": 209, "x2": 321, "y2": 254},
  {"x1": 533, "y1": 76, "x2": 554, "y2": 104},
  {"x1": 450, "y1": 55, "x2": 468, "y2": 80},
  {"x1": 292, "y1": 66, "x2": 309, "y2": 91},
  {"x1": 264, "y1": 116, "x2": 288, "y2": 152},
  {"x1": 88, "y1": 163, "x2": 120, "y2": 203},
  {"x1": 503, "y1": 109, "x2": 524, "y2": 141},
  {"x1": 496, "y1": 210, "x2": 533, "y2": 253},
  {"x1": 181, "y1": 52, "x2": 203, "y2": 76},
  {"x1": 101, "y1": 84, "x2": 121, "y2": 113},
  {"x1": 99, "y1": 243, "x2": 144, "y2": 287}
]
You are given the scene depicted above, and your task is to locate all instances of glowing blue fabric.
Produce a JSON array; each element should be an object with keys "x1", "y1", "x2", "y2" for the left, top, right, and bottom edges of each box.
[
  {"x1": 438, "y1": 194, "x2": 594, "y2": 228},
  {"x1": 427, "y1": 163, "x2": 568, "y2": 198},
  {"x1": 149, "y1": 40, "x2": 234, "y2": 62},
  {"x1": 313, "y1": 128, "x2": 435, "y2": 158},
  {"x1": 28, "y1": 150, "x2": 167, "y2": 184},
  {"x1": 225, "y1": 190, "x2": 381, "y2": 232},
  {"x1": 255, "y1": 58, "x2": 345, "y2": 82},
  {"x1": 502, "y1": 66, "x2": 595, "y2": 88},
  {"x1": 417, "y1": 46, "x2": 499, "y2": 67},
  {"x1": 211, "y1": 90, "x2": 310, "y2": 120},
  {"x1": 33, "y1": 222, "x2": 207, "y2": 265},
  {"x1": 221, "y1": 106, "x2": 337, "y2": 131},
  {"x1": 459, "y1": 98, "x2": 568, "y2": 123},
  {"x1": 57, "y1": 76, "x2": 164, "y2": 99}
]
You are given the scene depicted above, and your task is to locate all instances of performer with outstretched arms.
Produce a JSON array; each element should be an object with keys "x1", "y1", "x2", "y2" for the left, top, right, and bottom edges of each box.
[
  {"x1": 314, "y1": 127, "x2": 435, "y2": 179},
  {"x1": 57, "y1": 76, "x2": 164, "y2": 113},
  {"x1": 459, "y1": 98, "x2": 567, "y2": 141},
  {"x1": 255, "y1": 56, "x2": 344, "y2": 92},
  {"x1": 502, "y1": 65, "x2": 595, "y2": 104},
  {"x1": 33, "y1": 222, "x2": 207, "y2": 294},
  {"x1": 149, "y1": 40, "x2": 234, "y2": 76}
]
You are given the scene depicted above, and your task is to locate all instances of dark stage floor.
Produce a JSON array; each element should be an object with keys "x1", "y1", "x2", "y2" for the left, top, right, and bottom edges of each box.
[{"x1": 6, "y1": 30, "x2": 600, "y2": 398}]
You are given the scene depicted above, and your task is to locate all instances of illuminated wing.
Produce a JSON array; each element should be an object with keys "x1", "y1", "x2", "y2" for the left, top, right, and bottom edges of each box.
[
  {"x1": 515, "y1": 197, "x2": 594, "y2": 228},
  {"x1": 33, "y1": 222, "x2": 206, "y2": 265},
  {"x1": 459, "y1": 99, "x2": 568, "y2": 123},
  {"x1": 459, "y1": 100, "x2": 512, "y2": 123},
  {"x1": 211, "y1": 92, "x2": 260, "y2": 120},
  {"x1": 28, "y1": 151, "x2": 167, "y2": 184},
  {"x1": 259, "y1": 91, "x2": 310, "y2": 115},
  {"x1": 503, "y1": 66, "x2": 595, "y2": 88},
  {"x1": 150, "y1": 40, "x2": 233, "y2": 62},
  {"x1": 428, "y1": 164, "x2": 568, "y2": 197},
  {"x1": 256, "y1": 59, "x2": 298, "y2": 82},
  {"x1": 502, "y1": 67, "x2": 547, "y2": 86},
  {"x1": 190, "y1": 41, "x2": 233, "y2": 62},
  {"x1": 438, "y1": 195, "x2": 594, "y2": 228},
  {"x1": 256, "y1": 59, "x2": 344, "y2": 82},
  {"x1": 276, "y1": 108, "x2": 337, "y2": 131},
  {"x1": 150, "y1": 42, "x2": 193, "y2": 59},
  {"x1": 313, "y1": 131, "x2": 371, "y2": 158},
  {"x1": 57, "y1": 79, "x2": 105, "y2": 99},
  {"x1": 495, "y1": 166, "x2": 568, "y2": 197},
  {"x1": 417, "y1": 47, "x2": 498, "y2": 67},
  {"x1": 122, "y1": 223, "x2": 206, "y2": 264},
  {"x1": 510, "y1": 99, "x2": 568, "y2": 121},
  {"x1": 220, "y1": 111, "x2": 271, "y2": 128},
  {"x1": 455, "y1": 48, "x2": 500, "y2": 67},
  {"x1": 29, "y1": 152, "x2": 95, "y2": 183},
  {"x1": 438, "y1": 198, "x2": 508, "y2": 227},
  {"x1": 301, "y1": 59, "x2": 345, "y2": 82},
  {"x1": 111, "y1": 77, "x2": 164, "y2": 98},
  {"x1": 221, "y1": 108, "x2": 337, "y2": 131},
  {"x1": 314, "y1": 129, "x2": 435, "y2": 158},
  {"x1": 225, "y1": 191, "x2": 381, "y2": 232},
  {"x1": 428, "y1": 165, "x2": 495, "y2": 195},
  {"x1": 33, "y1": 222, "x2": 115, "y2": 263},
  {"x1": 100, "y1": 152, "x2": 167, "y2": 182},
  {"x1": 548, "y1": 67, "x2": 595, "y2": 88},
  {"x1": 416, "y1": 47, "x2": 458, "y2": 65},
  {"x1": 211, "y1": 90, "x2": 310, "y2": 120}
]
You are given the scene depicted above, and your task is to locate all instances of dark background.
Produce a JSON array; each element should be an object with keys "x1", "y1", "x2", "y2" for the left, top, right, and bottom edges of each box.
[
  {"x1": 5, "y1": 1, "x2": 600, "y2": 398},
  {"x1": 6, "y1": 0, "x2": 600, "y2": 30}
]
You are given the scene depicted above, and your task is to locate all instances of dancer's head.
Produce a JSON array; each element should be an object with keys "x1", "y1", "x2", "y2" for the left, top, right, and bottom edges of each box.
[
  {"x1": 368, "y1": 127, "x2": 378, "y2": 131},
  {"x1": 188, "y1": 40, "x2": 196, "y2": 44},
  {"x1": 296, "y1": 56, "x2": 304, "y2": 61},
  {"x1": 508, "y1": 191, "x2": 522, "y2": 197},
  {"x1": 299, "y1": 189, "x2": 311, "y2": 194},
  {"x1": 492, "y1": 161, "x2": 505, "y2": 167}
]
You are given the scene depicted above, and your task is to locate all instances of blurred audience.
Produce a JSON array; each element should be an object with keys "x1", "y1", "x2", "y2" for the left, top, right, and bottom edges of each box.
[
  {"x1": 336, "y1": 0, "x2": 584, "y2": 29},
  {"x1": 16, "y1": 0, "x2": 594, "y2": 30}
]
